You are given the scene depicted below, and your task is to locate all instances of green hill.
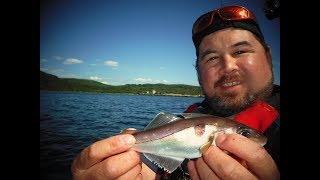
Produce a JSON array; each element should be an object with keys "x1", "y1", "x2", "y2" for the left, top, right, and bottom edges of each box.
[{"x1": 40, "y1": 71, "x2": 203, "y2": 96}]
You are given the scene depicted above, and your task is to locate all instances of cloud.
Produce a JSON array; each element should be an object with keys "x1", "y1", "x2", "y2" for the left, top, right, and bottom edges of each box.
[
  {"x1": 134, "y1": 78, "x2": 168, "y2": 84},
  {"x1": 63, "y1": 58, "x2": 83, "y2": 64},
  {"x1": 104, "y1": 60, "x2": 119, "y2": 67},
  {"x1": 40, "y1": 68, "x2": 48, "y2": 71},
  {"x1": 40, "y1": 68, "x2": 66, "y2": 77},
  {"x1": 101, "y1": 81, "x2": 109, "y2": 84},
  {"x1": 42, "y1": 68, "x2": 64, "y2": 74},
  {"x1": 52, "y1": 56, "x2": 63, "y2": 61},
  {"x1": 40, "y1": 58, "x2": 48, "y2": 63},
  {"x1": 89, "y1": 76, "x2": 102, "y2": 80}
]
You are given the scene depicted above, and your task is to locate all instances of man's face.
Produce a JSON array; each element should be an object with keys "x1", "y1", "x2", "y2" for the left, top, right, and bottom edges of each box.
[{"x1": 197, "y1": 28, "x2": 273, "y2": 115}]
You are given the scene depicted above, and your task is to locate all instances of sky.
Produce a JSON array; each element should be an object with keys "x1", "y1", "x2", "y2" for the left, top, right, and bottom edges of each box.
[{"x1": 40, "y1": 0, "x2": 280, "y2": 86}]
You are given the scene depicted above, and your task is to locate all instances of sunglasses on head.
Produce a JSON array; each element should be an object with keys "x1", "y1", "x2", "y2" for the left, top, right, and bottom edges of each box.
[{"x1": 192, "y1": 6, "x2": 257, "y2": 36}]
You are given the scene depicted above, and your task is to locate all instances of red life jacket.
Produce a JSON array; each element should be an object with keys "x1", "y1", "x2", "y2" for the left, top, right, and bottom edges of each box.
[
  {"x1": 185, "y1": 100, "x2": 279, "y2": 133},
  {"x1": 233, "y1": 100, "x2": 279, "y2": 133}
]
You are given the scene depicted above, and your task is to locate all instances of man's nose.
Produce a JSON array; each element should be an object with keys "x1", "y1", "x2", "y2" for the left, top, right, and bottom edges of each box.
[{"x1": 219, "y1": 55, "x2": 238, "y2": 74}]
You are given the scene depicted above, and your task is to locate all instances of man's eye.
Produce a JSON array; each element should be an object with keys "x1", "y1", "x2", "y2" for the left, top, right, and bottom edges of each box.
[
  {"x1": 234, "y1": 51, "x2": 245, "y2": 55},
  {"x1": 206, "y1": 57, "x2": 218, "y2": 62}
]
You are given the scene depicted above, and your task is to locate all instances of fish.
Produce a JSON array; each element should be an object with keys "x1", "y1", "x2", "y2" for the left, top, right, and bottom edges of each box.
[{"x1": 121, "y1": 112, "x2": 267, "y2": 173}]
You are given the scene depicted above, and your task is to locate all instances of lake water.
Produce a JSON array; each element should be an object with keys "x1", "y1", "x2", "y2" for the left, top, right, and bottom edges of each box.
[{"x1": 40, "y1": 91, "x2": 203, "y2": 180}]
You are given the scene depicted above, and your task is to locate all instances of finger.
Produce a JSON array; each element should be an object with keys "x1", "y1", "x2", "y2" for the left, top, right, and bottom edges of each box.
[
  {"x1": 135, "y1": 172, "x2": 143, "y2": 180},
  {"x1": 187, "y1": 160, "x2": 200, "y2": 180},
  {"x1": 72, "y1": 134, "x2": 136, "y2": 171},
  {"x1": 215, "y1": 134, "x2": 279, "y2": 179},
  {"x1": 101, "y1": 150, "x2": 141, "y2": 179},
  {"x1": 229, "y1": 153, "x2": 249, "y2": 169},
  {"x1": 141, "y1": 163, "x2": 157, "y2": 179},
  {"x1": 195, "y1": 157, "x2": 220, "y2": 180},
  {"x1": 115, "y1": 163, "x2": 142, "y2": 180},
  {"x1": 203, "y1": 146, "x2": 256, "y2": 180},
  {"x1": 84, "y1": 150, "x2": 140, "y2": 179}
]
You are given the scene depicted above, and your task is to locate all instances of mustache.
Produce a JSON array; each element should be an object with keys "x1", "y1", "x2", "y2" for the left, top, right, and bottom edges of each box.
[{"x1": 216, "y1": 74, "x2": 243, "y2": 87}]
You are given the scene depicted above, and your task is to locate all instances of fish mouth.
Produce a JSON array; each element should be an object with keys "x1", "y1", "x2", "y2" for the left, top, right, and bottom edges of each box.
[{"x1": 259, "y1": 135, "x2": 268, "y2": 146}]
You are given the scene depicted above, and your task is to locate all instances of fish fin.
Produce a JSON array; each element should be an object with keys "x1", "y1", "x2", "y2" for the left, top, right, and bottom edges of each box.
[
  {"x1": 199, "y1": 133, "x2": 215, "y2": 154},
  {"x1": 199, "y1": 141, "x2": 212, "y2": 154},
  {"x1": 145, "y1": 112, "x2": 182, "y2": 130},
  {"x1": 120, "y1": 128, "x2": 137, "y2": 134},
  {"x1": 143, "y1": 153, "x2": 184, "y2": 173},
  {"x1": 180, "y1": 113, "x2": 212, "y2": 119}
]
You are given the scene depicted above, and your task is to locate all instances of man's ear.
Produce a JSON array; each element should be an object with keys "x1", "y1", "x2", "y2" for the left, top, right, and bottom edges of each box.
[
  {"x1": 195, "y1": 62, "x2": 202, "y2": 86},
  {"x1": 266, "y1": 45, "x2": 272, "y2": 64}
]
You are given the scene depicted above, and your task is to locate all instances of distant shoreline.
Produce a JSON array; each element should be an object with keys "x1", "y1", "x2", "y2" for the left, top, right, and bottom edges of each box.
[
  {"x1": 40, "y1": 71, "x2": 203, "y2": 97},
  {"x1": 40, "y1": 90, "x2": 204, "y2": 98}
]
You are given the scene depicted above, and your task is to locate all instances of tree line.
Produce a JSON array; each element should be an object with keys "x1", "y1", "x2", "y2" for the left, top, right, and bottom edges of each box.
[{"x1": 40, "y1": 71, "x2": 203, "y2": 96}]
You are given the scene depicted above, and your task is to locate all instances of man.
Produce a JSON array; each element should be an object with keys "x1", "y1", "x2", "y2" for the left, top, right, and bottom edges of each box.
[{"x1": 71, "y1": 5, "x2": 280, "y2": 180}]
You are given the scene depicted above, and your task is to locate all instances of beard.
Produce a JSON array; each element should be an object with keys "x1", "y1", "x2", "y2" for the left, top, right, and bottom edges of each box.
[{"x1": 205, "y1": 75, "x2": 274, "y2": 117}]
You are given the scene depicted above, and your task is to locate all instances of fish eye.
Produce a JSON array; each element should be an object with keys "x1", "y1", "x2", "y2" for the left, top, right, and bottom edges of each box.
[{"x1": 238, "y1": 129, "x2": 251, "y2": 138}]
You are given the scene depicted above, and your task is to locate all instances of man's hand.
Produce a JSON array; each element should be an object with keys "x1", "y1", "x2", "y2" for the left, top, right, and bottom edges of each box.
[
  {"x1": 188, "y1": 134, "x2": 279, "y2": 180},
  {"x1": 71, "y1": 134, "x2": 142, "y2": 180}
]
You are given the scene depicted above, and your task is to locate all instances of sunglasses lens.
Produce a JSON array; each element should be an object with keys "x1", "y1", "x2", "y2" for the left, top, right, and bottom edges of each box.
[
  {"x1": 219, "y1": 6, "x2": 249, "y2": 20},
  {"x1": 192, "y1": 6, "x2": 255, "y2": 36},
  {"x1": 192, "y1": 12, "x2": 213, "y2": 35}
]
